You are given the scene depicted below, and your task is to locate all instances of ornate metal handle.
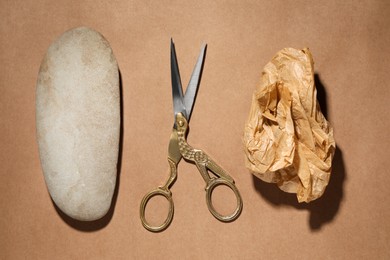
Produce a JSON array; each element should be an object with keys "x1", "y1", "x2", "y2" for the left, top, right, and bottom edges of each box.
[
  {"x1": 140, "y1": 158, "x2": 177, "y2": 232},
  {"x1": 175, "y1": 113, "x2": 243, "y2": 222},
  {"x1": 139, "y1": 187, "x2": 174, "y2": 232},
  {"x1": 205, "y1": 177, "x2": 243, "y2": 222}
]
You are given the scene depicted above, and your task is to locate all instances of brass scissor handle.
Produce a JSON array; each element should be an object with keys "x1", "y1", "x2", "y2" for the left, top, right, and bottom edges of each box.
[
  {"x1": 140, "y1": 175, "x2": 242, "y2": 232},
  {"x1": 140, "y1": 186, "x2": 174, "y2": 232},
  {"x1": 176, "y1": 113, "x2": 243, "y2": 222},
  {"x1": 140, "y1": 156, "x2": 178, "y2": 232},
  {"x1": 205, "y1": 178, "x2": 243, "y2": 222}
]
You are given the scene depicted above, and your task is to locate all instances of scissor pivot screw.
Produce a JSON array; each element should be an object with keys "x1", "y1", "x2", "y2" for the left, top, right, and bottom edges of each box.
[{"x1": 178, "y1": 120, "x2": 184, "y2": 127}]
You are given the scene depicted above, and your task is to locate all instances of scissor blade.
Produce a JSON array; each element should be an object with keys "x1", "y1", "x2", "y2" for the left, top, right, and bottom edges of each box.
[
  {"x1": 184, "y1": 43, "x2": 207, "y2": 122},
  {"x1": 171, "y1": 39, "x2": 187, "y2": 122}
]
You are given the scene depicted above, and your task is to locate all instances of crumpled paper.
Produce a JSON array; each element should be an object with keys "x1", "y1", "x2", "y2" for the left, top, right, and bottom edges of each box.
[{"x1": 244, "y1": 48, "x2": 336, "y2": 203}]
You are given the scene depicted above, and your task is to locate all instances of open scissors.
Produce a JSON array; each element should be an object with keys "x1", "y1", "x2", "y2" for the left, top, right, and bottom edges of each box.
[{"x1": 140, "y1": 39, "x2": 243, "y2": 232}]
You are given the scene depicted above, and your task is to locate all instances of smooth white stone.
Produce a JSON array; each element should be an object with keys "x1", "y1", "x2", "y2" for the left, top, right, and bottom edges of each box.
[{"x1": 36, "y1": 27, "x2": 120, "y2": 221}]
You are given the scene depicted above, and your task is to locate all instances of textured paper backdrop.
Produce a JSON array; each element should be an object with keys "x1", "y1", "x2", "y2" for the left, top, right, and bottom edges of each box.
[{"x1": 1, "y1": 0, "x2": 389, "y2": 259}]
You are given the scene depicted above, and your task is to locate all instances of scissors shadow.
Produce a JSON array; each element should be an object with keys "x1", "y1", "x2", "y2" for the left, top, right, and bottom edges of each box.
[
  {"x1": 52, "y1": 69, "x2": 124, "y2": 232},
  {"x1": 251, "y1": 74, "x2": 346, "y2": 231}
]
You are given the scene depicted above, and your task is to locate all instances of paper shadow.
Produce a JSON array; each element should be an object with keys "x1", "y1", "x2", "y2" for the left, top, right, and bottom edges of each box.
[
  {"x1": 315, "y1": 74, "x2": 328, "y2": 119},
  {"x1": 52, "y1": 70, "x2": 124, "y2": 232},
  {"x1": 252, "y1": 74, "x2": 346, "y2": 231}
]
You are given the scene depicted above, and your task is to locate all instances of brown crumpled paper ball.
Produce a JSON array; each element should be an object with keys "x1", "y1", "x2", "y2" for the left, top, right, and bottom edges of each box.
[{"x1": 244, "y1": 48, "x2": 336, "y2": 203}]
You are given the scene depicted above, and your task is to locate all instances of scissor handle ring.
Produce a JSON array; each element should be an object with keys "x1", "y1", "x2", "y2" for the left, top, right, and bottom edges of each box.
[
  {"x1": 205, "y1": 178, "x2": 243, "y2": 222},
  {"x1": 140, "y1": 187, "x2": 174, "y2": 232}
]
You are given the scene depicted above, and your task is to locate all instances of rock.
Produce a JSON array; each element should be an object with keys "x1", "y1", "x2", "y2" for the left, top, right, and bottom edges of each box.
[{"x1": 36, "y1": 27, "x2": 120, "y2": 221}]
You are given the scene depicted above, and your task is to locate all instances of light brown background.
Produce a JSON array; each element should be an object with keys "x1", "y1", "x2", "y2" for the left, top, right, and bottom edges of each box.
[{"x1": 1, "y1": 0, "x2": 389, "y2": 259}]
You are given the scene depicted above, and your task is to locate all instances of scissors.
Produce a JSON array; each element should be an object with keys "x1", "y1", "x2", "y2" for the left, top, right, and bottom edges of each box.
[{"x1": 140, "y1": 39, "x2": 243, "y2": 232}]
